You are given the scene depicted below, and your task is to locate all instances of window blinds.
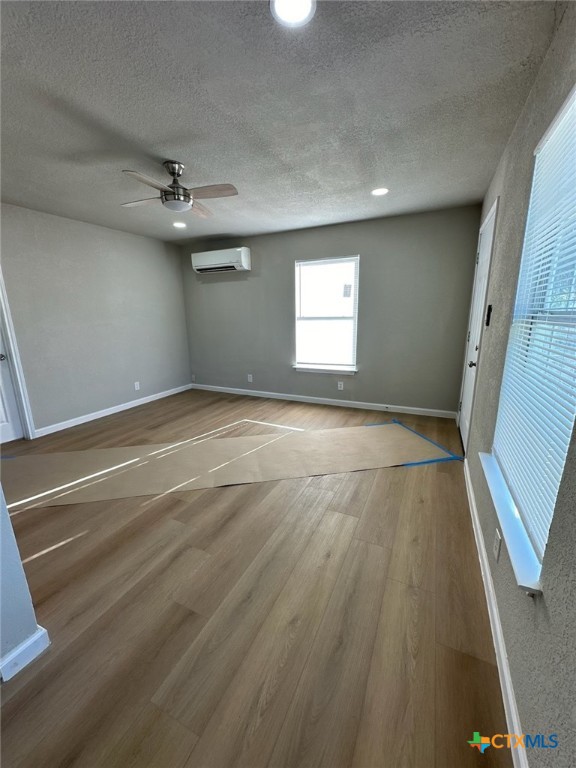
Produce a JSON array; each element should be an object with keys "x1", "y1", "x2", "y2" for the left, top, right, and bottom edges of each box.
[{"x1": 493, "y1": 89, "x2": 576, "y2": 561}]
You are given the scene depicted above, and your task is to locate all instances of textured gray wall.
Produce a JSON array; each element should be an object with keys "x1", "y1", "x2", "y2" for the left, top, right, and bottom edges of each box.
[
  {"x1": 181, "y1": 206, "x2": 480, "y2": 413},
  {"x1": 467, "y1": 5, "x2": 576, "y2": 766},
  {"x1": 0, "y1": 486, "x2": 39, "y2": 659},
  {"x1": 1, "y1": 204, "x2": 191, "y2": 430}
]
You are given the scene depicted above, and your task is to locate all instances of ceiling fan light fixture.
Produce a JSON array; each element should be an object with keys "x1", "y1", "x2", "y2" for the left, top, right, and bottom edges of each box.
[
  {"x1": 270, "y1": 0, "x2": 316, "y2": 27},
  {"x1": 161, "y1": 188, "x2": 193, "y2": 212},
  {"x1": 371, "y1": 187, "x2": 389, "y2": 196},
  {"x1": 163, "y1": 199, "x2": 192, "y2": 212}
]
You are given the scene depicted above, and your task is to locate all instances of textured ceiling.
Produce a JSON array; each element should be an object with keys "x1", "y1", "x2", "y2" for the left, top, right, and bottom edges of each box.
[{"x1": 1, "y1": 1, "x2": 556, "y2": 242}]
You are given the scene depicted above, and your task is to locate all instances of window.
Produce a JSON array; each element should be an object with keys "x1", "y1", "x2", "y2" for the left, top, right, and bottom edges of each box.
[
  {"x1": 294, "y1": 256, "x2": 359, "y2": 372},
  {"x1": 481, "y1": 88, "x2": 576, "y2": 589}
]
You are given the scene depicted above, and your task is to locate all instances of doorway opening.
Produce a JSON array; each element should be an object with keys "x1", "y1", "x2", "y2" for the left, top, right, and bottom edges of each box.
[
  {"x1": 0, "y1": 268, "x2": 35, "y2": 442},
  {"x1": 458, "y1": 198, "x2": 498, "y2": 451}
]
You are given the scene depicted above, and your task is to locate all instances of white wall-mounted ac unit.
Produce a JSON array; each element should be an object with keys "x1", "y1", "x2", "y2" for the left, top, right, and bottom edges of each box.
[{"x1": 191, "y1": 247, "x2": 251, "y2": 274}]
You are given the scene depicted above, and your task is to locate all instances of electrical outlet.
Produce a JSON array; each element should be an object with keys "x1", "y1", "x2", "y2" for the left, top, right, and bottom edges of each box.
[
  {"x1": 134, "y1": 381, "x2": 140, "y2": 391},
  {"x1": 191, "y1": 374, "x2": 196, "y2": 383},
  {"x1": 337, "y1": 381, "x2": 344, "y2": 391},
  {"x1": 247, "y1": 373, "x2": 253, "y2": 383},
  {"x1": 493, "y1": 529, "x2": 502, "y2": 563}
]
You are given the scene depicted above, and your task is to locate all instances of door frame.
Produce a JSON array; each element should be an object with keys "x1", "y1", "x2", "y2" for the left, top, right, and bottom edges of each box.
[
  {"x1": 457, "y1": 197, "x2": 499, "y2": 450},
  {"x1": 0, "y1": 266, "x2": 36, "y2": 439}
]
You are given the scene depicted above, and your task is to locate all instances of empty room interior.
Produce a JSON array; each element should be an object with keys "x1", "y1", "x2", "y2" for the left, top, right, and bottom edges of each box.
[{"x1": 1, "y1": 2, "x2": 575, "y2": 767}]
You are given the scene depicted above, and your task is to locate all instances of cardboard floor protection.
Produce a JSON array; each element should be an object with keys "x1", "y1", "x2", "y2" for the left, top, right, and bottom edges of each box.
[{"x1": 4, "y1": 424, "x2": 452, "y2": 510}]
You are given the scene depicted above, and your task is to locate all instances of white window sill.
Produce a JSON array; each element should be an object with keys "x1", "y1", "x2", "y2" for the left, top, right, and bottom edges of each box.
[
  {"x1": 479, "y1": 452, "x2": 542, "y2": 594},
  {"x1": 293, "y1": 364, "x2": 357, "y2": 375}
]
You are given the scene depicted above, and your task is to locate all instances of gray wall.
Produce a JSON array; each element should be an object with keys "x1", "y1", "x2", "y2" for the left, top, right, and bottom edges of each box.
[
  {"x1": 467, "y1": 5, "x2": 576, "y2": 766},
  {"x1": 181, "y1": 206, "x2": 480, "y2": 414},
  {"x1": 1, "y1": 204, "x2": 191, "y2": 429},
  {"x1": 0, "y1": 486, "x2": 40, "y2": 661}
]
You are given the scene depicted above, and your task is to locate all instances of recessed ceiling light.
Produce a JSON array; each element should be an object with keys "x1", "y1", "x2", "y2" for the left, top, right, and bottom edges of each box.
[
  {"x1": 371, "y1": 188, "x2": 389, "y2": 196},
  {"x1": 270, "y1": 0, "x2": 316, "y2": 27},
  {"x1": 173, "y1": 222, "x2": 187, "y2": 229}
]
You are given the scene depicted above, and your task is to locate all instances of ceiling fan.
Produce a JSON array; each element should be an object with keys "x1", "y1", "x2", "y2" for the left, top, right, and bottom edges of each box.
[{"x1": 121, "y1": 160, "x2": 238, "y2": 218}]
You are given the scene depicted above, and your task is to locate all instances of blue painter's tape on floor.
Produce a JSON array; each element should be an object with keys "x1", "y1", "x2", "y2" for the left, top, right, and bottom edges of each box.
[
  {"x1": 391, "y1": 418, "x2": 463, "y2": 460},
  {"x1": 364, "y1": 419, "x2": 463, "y2": 463},
  {"x1": 401, "y1": 456, "x2": 460, "y2": 467}
]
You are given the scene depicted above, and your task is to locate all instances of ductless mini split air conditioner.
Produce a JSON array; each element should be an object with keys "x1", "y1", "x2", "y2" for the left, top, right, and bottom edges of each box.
[{"x1": 191, "y1": 247, "x2": 251, "y2": 274}]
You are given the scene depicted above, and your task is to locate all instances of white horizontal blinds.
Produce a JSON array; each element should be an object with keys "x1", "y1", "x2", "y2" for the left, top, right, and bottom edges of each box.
[
  {"x1": 493, "y1": 90, "x2": 576, "y2": 561},
  {"x1": 295, "y1": 257, "x2": 359, "y2": 366}
]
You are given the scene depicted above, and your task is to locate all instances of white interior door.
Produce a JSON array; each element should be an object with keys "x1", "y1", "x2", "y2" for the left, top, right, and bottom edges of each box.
[
  {"x1": 0, "y1": 332, "x2": 24, "y2": 444},
  {"x1": 458, "y1": 201, "x2": 498, "y2": 450}
]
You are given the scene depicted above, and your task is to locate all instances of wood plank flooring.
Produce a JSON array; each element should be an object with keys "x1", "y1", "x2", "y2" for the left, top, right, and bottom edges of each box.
[{"x1": 1, "y1": 390, "x2": 511, "y2": 767}]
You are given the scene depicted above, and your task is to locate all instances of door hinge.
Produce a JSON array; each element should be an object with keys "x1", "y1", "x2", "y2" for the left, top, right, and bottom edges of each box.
[
  {"x1": 458, "y1": 401, "x2": 462, "y2": 411},
  {"x1": 476, "y1": 253, "x2": 479, "y2": 264},
  {"x1": 467, "y1": 331, "x2": 470, "y2": 342}
]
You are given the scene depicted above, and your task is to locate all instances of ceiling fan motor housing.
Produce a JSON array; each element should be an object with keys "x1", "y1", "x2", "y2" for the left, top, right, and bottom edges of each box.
[{"x1": 161, "y1": 160, "x2": 193, "y2": 210}]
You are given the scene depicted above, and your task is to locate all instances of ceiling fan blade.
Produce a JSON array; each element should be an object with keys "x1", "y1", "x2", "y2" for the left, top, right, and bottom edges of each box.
[
  {"x1": 187, "y1": 183, "x2": 238, "y2": 199},
  {"x1": 190, "y1": 200, "x2": 213, "y2": 218},
  {"x1": 121, "y1": 197, "x2": 160, "y2": 207},
  {"x1": 122, "y1": 170, "x2": 172, "y2": 192}
]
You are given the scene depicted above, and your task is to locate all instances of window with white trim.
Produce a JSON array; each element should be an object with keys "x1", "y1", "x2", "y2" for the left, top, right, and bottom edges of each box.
[
  {"x1": 294, "y1": 256, "x2": 359, "y2": 372},
  {"x1": 490, "y1": 88, "x2": 576, "y2": 566}
]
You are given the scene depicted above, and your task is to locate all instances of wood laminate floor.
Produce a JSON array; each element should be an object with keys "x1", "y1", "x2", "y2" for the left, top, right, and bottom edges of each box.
[{"x1": 1, "y1": 390, "x2": 511, "y2": 767}]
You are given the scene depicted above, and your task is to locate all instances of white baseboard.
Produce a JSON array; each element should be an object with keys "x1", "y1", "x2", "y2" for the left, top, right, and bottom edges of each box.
[
  {"x1": 189, "y1": 384, "x2": 457, "y2": 419},
  {"x1": 34, "y1": 385, "x2": 193, "y2": 438},
  {"x1": 32, "y1": 382, "x2": 455, "y2": 440},
  {"x1": 463, "y1": 459, "x2": 527, "y2": 768},
  {"x1": 0, "y1": 625, "x2": 50, "y2": 681}
]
